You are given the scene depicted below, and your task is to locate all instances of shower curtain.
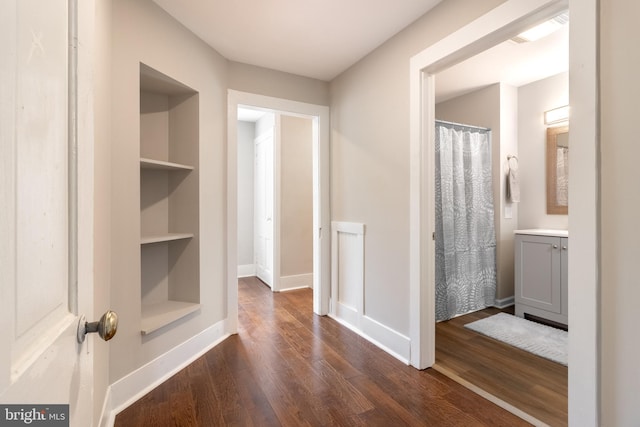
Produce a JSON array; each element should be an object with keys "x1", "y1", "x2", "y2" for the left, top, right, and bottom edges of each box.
[{"x1": 435, "y1": 121, "x2": 497, "y2": 321}]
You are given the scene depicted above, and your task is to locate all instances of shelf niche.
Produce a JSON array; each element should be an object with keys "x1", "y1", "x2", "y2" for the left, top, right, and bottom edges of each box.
[{"x1": 140, "y1": 63, "x2": 200, "y2": 334}]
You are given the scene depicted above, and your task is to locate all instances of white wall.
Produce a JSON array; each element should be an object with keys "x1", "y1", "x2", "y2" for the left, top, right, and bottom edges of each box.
[
  {"x1": 237, "y1": 120, "x2": 255, "y2": 269},
  {"x1": 280, "y1": 115, "x2": 313, "y2": 277},
  {"x1": 330, "y1": 0, "x2": 507, "y2": 337},
  {"x1": 110, "y1": 0, "x2": 228, "y2": 383},
  {"x1": 600, "y1": 0, "x2": 640, "y2": 424},
  {"x1": 517, "y1": 72, "x2": 569, "y2": 230},
  {"x1": 107, "y1": 0, "x2": 332, "y2": 405}
]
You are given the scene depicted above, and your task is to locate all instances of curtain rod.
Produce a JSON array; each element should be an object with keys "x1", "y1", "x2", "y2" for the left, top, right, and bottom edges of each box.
[{"x1": 435, "y1": 119, "x2": 491, "y2": 132}]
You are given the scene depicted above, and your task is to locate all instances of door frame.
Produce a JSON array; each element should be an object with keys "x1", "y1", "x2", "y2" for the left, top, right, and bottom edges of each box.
[
  {"x1": 227, "y1": 90, "x2": 331, "y2": 331},
  {"x1": 409, "y1": 0, "x2": 599, "y2": 425}
]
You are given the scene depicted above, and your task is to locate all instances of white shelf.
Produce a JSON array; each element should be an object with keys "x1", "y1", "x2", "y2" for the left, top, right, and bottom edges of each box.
[
  {"x1": 141, "y1": 301, "x2": 201, "y2": 335},
  {"x1": 140, "y1": 157, "x2": 194, "y2": 171},
  {"x1": 140, "y1": 233, "x2": 194, "y2": 245}
]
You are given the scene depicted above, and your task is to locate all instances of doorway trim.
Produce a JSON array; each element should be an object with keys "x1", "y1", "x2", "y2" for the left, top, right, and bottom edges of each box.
[
  {"x1": 409, "y1": 0, "x2": 599, "y2": 425},
  {"x1": 227, "y1": 90, "x2": 331, "y2": 332}
]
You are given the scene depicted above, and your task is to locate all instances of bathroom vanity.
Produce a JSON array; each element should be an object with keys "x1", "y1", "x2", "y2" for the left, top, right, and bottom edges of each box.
[{"x1": 514, "y1": 229, "x2": 568, "y2": 326}]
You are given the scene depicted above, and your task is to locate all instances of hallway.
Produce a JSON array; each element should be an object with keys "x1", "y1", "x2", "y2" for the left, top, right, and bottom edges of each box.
[{"x1": 115, "y1": 277, "x2": 530, "y2": 426}]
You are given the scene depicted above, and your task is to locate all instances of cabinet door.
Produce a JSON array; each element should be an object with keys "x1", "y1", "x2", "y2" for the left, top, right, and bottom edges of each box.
[{"x1": 515, "y1": 235, "x2": 562, "y2": 314}]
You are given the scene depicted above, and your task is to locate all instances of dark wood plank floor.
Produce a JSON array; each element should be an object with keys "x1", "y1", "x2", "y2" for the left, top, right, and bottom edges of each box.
[
  {"x1": 115, "y1": 277, "x2": 531, "y2": 426},
  {"x1": 436, "y1": 307, "x2": 568, "y2": 427}
]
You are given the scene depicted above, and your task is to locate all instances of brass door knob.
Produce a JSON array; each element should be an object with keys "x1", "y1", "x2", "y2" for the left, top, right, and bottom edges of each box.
[{"x1": 77, "y1": 310, "x2": 118, "y2": 343}]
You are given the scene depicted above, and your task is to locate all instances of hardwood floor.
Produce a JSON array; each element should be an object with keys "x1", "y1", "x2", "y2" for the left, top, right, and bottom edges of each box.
[
  {"x1": 115, "y1": 277, "x2": 530, "y2": 426},
  {"x1": 436, "y1": 307, "x2": 568, "y2": 427}
]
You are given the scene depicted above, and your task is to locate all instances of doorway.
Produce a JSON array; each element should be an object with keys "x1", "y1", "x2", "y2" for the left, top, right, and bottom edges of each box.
[
  {"x1": 227, "y1": 90, "x2": 331, "y2": 334},
  {"x1": 237, "y1": 109, "x2": 277, "y2": 288},
  {"x1": 429, "y1": 15, "x2": 569, "y2": 424},
  {"x1": 238, "y1": 108, "x2": 316, "y2": 294},
  {"x1": 409, "y1": 0, "x2": 599, "y2": 425}
]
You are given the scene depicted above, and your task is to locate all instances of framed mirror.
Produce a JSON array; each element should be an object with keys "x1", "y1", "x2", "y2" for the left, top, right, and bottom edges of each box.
[{"x1": 546, "y1": 125, "x2": 569, "y2": 214}]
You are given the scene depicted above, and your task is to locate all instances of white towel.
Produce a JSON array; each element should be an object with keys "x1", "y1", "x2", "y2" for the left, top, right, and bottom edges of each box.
[{"x1": 507, "y1": 166, "x2": 520, "y2": 203}]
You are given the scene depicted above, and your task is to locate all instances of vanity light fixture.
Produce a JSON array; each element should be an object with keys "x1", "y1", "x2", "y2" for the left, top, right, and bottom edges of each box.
[
  {"x1": 511, "y1": 12, "x2": 569, "y2": 43},
  {"x1": 544, "y1": 105, "x2": 570, "y2": 126}
]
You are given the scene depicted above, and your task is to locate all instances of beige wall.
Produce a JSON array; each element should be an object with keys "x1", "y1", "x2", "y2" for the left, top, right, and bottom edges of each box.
[
  {"x1": 91, "y1": 0, "x2": 112, "y2": 424},
  {"x1": 517, "y1": 72, "x2": 569, "y2": 230},
  {"x1": 229, "y1": 61, "x2": 330, "y2": 106},
  {"x1": 237, "y1": 121, "x2": 255, "y2": 267},
  {"x1": 280, "y1": 115, "x2": 314, "y2": 277},
  {"x1": 435, "y1": 83, "x2": 517, "y2": 301},
  {"x1": 110, "y1": 0, "x2": 228, "y2": 383},
  {"x1": 499, "y1": 83, "x2": 519, "y2": 301},
  {"x1": 600, "y1": 0, "x2": 640, "y2": 424},
  {"x1": 330, "y1": 0, "x2": 506, "y2": 334}
]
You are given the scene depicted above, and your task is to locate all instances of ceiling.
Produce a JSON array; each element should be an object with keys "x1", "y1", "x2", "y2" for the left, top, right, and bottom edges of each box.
[
  {"x1": 152, "y1": 0, "x2": 443, "y2": 82},
  {"x1": 435, "y1": 25, "x2": 568, "y2": 103},
  {"x1": 151, "y1": 0, "x2": 568, "y2": 104}
]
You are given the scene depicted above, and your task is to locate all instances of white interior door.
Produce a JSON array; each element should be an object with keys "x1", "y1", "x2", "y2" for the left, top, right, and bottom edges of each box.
[
  {"x1": 0, "y1": 1, "x2": 94, "y2": 425},
  {"x1": 254, "y1": 129, "x2": 275, "y2": 287}
]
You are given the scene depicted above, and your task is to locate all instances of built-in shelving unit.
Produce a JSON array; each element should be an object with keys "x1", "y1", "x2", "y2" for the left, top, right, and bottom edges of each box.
[{"x1": 139, "y1": 63, "x2": 200, "y2": 334}]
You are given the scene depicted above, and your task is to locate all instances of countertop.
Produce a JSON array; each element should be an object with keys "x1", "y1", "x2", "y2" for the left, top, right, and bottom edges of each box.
[{"x1": 514, "y1": 229, "x2": 568, "y2": 237}]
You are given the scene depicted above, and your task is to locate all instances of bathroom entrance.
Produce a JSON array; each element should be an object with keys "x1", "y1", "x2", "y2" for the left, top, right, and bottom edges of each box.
[{"x1": 406, "y1": 0, "x2": 595, "y2": 424}]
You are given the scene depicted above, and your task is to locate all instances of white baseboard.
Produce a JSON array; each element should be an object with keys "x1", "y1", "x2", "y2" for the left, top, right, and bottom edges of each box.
[
  {"x1": 101, "y1": 319, "x2": 230, "y2": 427},
  {"x1": 238, "y1": 264, "x2": 256, "y2": 278},
  {"x1": 279, "y1": 273, "x2": 313, "y2": 291},
  {"x1": 328, "y1": 313, "x2": 410, "y2": 365},
  {"x1": 494, "y1": 296, "x2": 515, "y2": 309},
  {"x1": 333, "y1": 301, "x2": 359, "y2": 327},
  {"x1": 361, "y1": 315, "x2": 411, "y2": 363}
]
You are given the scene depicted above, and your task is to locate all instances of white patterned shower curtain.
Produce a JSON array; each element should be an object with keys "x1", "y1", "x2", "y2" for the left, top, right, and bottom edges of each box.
[{"x1": 435, "y1": 121, "x2": 497, "y2": 321}]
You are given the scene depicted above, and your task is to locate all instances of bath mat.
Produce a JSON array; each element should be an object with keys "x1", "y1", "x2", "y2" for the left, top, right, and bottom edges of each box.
[{"x1": 464, "y1": 312, "x2": 567, "y2": 365}]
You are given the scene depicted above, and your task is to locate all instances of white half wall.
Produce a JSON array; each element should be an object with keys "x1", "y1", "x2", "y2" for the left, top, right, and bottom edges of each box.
[{"x1": 330, "y1": 221, "x2": 410, "y2": 363}]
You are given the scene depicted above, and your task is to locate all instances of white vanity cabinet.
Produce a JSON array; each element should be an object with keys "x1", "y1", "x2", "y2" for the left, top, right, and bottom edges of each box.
[{"x1": 514, "y1": 230, "x2": 568, "y2": 326}]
